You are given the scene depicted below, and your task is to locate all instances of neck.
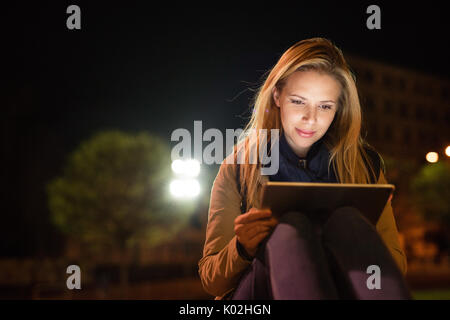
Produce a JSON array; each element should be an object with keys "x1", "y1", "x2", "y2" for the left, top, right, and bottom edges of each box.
[{"x1": 284, "y1": 135, "x2": 310, "y2": 158}]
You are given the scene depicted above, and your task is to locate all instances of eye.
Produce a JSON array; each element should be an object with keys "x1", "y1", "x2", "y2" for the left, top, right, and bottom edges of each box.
[
  {"x1": 320, "y1": 105, "x2": 332, "y2": 110},
  {"x1": 290, "y1": 99, "x2": 305, "y2": 105}
]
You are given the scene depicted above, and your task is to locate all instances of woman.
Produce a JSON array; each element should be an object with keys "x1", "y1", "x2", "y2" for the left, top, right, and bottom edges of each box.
[{"x1": 198, "y1": 37, "x2": 410, "y2": 300}]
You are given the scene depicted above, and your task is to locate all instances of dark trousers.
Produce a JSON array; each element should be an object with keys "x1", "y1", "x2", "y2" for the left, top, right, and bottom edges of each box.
[{"x1": 231, "y1": 206, "x2": 412, "y2": 300}]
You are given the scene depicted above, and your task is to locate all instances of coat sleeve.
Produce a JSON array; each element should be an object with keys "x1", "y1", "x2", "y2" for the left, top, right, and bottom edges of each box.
[
  {"x1": 198, "y1": 158, "x2": 252, "y2": 298},
  {"x1": 375, "y1": 170, "x2": 408, "y2": 275}
]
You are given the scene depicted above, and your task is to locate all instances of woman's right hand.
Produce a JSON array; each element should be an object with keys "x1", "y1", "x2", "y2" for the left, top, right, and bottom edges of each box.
[{"x1": 234, "y1": 207, "x2": 278, "y2": 258}]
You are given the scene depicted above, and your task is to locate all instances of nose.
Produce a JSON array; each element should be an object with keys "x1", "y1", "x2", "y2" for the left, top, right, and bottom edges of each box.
[{"x1": 301, "y1": 104, "x2": 317, "y2": 124}]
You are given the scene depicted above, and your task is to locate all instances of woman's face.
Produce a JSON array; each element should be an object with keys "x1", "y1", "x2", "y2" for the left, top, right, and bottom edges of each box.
[{"x1": 273, "y1": 70, "x2": 341, "y2": 158}]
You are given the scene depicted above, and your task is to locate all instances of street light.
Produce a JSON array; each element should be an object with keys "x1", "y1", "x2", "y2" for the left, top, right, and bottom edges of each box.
[
  {"x1": 170, "y1": 158, "x2": 201, "y2": 199},
  {"x1": 425, "y1": 152, "x2": 439, "y2": 163},
  {"x1": 170, "y1": 179, "x2": 200, "y2": 198},
  {"x1": 445, "y1": 145, "x2": 450, "y2": 157},
  {"x1": 171, "y1": 159, "x2": 200, "y2": 177}
]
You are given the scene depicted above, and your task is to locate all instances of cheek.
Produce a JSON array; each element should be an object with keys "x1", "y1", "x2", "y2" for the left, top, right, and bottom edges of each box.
[{"x1": 280, "y1": 106, "x2": 298, "y2": 126}]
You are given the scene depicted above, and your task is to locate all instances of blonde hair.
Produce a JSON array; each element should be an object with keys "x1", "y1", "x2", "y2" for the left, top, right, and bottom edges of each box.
[{"x1": 234, "y1": 37, "x2": 380, "y2": 210}]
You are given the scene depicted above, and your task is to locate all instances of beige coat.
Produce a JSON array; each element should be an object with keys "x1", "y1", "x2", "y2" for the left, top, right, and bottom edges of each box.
[{"x1": 198, "y1": 154, "x2": 408, "y2": 299}]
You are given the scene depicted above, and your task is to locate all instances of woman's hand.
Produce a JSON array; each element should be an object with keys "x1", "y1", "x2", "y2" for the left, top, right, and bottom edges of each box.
[{"x1": 234, "y1": 207, "x2": 278, "y2": 258}]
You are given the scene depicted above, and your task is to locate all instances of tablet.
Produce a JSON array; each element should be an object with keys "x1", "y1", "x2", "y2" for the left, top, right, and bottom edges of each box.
[{"x1": 260, "y1": 182, "x2": 395, "y2": 225}]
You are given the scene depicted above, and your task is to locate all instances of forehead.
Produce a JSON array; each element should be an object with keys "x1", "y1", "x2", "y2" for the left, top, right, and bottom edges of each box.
[{"x1": 284, "y1": 70, "x2": 341, "y2": 99}]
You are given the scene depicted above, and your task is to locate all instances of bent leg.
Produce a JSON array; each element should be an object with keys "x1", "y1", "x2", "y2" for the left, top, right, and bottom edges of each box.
[
  {"x1": 231, "y1": 254, "x2": 272, "y2": 300},
  {"x1": 322, "y1": 206, "x2": 412, "y2": 300},
  {"x1": 265, "y1": 211, "x2": 338, "y2": 299}
]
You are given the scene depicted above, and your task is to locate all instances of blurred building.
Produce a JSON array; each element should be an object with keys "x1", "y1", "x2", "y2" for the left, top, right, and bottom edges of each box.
[
  {"x1": 347, "y1": 54, "x2": 450, "y2": 162},
  {"x1": 348, "y1": 54, "x2": 450, "y2": 267}
]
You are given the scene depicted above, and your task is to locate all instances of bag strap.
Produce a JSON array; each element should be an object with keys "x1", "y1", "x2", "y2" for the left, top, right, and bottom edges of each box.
[
  {"x1": 235, "y1": 163, "x2": 247, "y2": 214},
  {"x1": 363, "y1": 145, "x2": 384, "y2": 184}
]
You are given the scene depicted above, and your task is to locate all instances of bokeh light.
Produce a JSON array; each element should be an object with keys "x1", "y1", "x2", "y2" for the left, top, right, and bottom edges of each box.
[
  {"x1": 426, "y1": 152, "x2": 439, "y2": 163},
  {"x1": 171, "y1": 159, "x2": 200, "y2": 177},
  {"x1": 170, "y1": 179, "x2": 200, "y2": 198}
]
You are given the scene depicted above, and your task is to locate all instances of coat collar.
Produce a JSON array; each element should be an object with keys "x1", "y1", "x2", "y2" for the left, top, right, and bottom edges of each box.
[
  {"x1": 279, "y1": 132, "x2": 324, "y2": 168},
  {"x1": 261, "y1": 132, "x2": 338, "y2": 183}
]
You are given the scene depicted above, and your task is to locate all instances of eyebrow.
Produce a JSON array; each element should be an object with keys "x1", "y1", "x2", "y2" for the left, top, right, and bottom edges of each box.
[{"x1": 289, "y1": 94, "x2": 336, "y2": 104}]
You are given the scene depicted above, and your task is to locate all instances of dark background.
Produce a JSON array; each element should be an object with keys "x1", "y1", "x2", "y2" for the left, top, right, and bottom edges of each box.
[{"x1": 2, "y1": 2, "x2": 449, "y2": 258}]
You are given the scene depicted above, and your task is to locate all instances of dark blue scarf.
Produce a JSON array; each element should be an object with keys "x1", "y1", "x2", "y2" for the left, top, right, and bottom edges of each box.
[{"x1": 268, "y1": 133, "x2": 338, "y2": 183}]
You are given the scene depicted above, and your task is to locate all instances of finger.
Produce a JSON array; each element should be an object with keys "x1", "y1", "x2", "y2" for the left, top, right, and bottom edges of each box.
[
  {"x1": 236, "y1": 224, "x2": 271, "y2": 241},
  {"x1": 236, "y1": 208, "x2": 271, "y2": 223},
  {"x1": 235, "y1": 219, "x2": 274, "y2": 234},
  {"x1": 236, "y1": 218, "x2": 278, "y2": 231},
  {"x1": 234, "y1": 219, "x2": 278, "y2": 243},
  {"x1": 235, "y1": 221, "x2": 271, "y2": 238},
  {"x1": 264, "y1": 216, "x2": 279, "y2": 227},
  {"x1": 235, "y1": 209, "x2": 272, "y2": 224}
]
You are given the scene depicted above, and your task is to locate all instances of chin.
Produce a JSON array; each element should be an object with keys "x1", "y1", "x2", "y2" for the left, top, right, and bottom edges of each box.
[
  {"x1": 290, "y1": 135, "x2": 315, "y2": 149},
  {"x1": 294, "y1": 140, "x2": 315, "y2": 150}
]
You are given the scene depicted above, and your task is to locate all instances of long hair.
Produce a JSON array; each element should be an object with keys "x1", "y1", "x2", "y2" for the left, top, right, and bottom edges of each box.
[{"x1": 233, "y1": 37, "x2": 380, "y2": 210}]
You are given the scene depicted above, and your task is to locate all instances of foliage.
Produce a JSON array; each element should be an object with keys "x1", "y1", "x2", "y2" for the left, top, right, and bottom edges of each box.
[
  {"x1": 47, "y1": 130, "x2": 195, "y2": 254},
  {"x1": 410, "y1": 161, "x2": 450, "y2": 226}
]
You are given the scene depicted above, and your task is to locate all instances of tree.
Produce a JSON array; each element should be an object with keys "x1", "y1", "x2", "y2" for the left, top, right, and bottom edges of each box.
[
  {"x1": 47, "y1": 130, "x2": 195, "y2": 295},
  {"x1": 410, "y1": 160, "x2": 450, "y2": 227}
]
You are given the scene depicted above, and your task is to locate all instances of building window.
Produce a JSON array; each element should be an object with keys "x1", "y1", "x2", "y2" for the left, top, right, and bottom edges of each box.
[
  {"x1": 441, "y1": 86, "x2": 449, "y2": 102},
  {"x1": 419, "y1": 130, "x2": 427, "y2": 143},
  {"x1": 423, "y1": 84, "x2": 433, "y2": 97},
  {"x1": 430, "y1": 109, "x2": 437, "y2": 122},
  {"x1": 415, "y1": 105, "x2": 424, "y2": 120},
  {"x1": 385, "y1": 125, "x2": 393, "y2": 140},
  {"x1": 414, "y1": 81, "x2": 423, "y2": 96},
  {"x1": 403, "y1": 128, "x2": 411, "y2": 144},
  {"x1": 382, "y1": 74, "x2": 393, "y2": 89},
  {"x1": 384, "y1": 100, "x2": 393, "y2": 114},
  {"x1": 398, "y1": 78, "x2": 406, "y2": 91},
  {"x1": 399, "y1": 102, "x2": 408, "y2": 118}
]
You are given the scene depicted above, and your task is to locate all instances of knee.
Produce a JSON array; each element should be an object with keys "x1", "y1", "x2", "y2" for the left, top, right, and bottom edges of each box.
[
  {"x1": 269, "y1": 211, "x2": 315, "y2": 242},
  {"x1": 323, "y1": 206, "x2": 375, "y2": 240}
]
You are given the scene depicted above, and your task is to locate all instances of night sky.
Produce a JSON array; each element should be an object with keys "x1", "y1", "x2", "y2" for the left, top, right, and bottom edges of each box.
[{"x1": 2, "y1": 2, "x2": 449, "y2": 257}]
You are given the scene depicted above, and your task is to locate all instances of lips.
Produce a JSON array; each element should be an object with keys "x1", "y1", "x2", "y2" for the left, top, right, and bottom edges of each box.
[
  {"x1": 296, "y1": 128, "x2": 316, "y2": 137},
  {"x1": 298, "y1": 129, "x2": 315, "y2": 134}
]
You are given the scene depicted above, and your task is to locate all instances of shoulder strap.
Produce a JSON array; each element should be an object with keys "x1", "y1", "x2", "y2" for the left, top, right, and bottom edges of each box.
[
  {"x1": 236, "y1": 163, "x2": 247, "y2": 214},
  {"x1": 363, "y1": 145, "x2": 385, "y2": 184}
]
